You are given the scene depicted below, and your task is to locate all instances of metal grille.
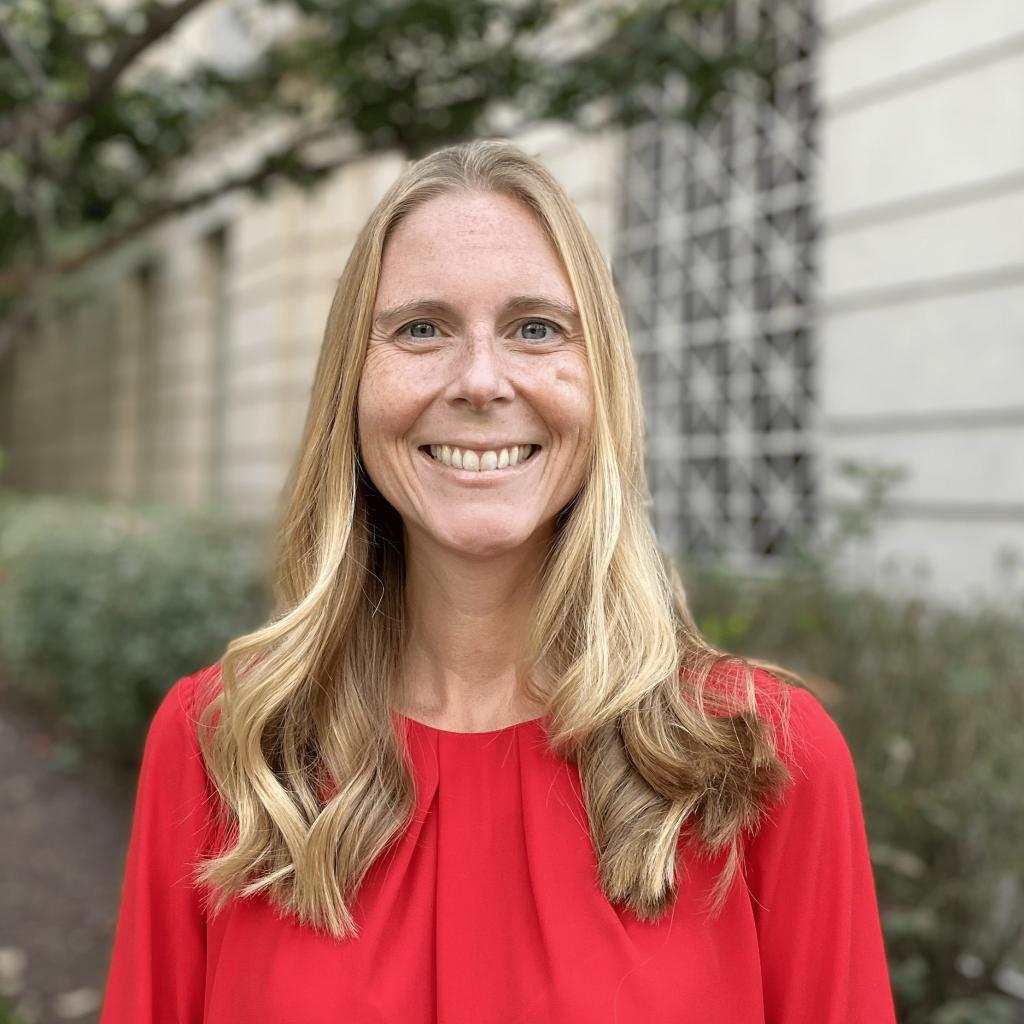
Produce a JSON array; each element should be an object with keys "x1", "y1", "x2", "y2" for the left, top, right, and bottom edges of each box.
[{"x1": 616, "y1": 0, "x2": 820, "y2": 568}]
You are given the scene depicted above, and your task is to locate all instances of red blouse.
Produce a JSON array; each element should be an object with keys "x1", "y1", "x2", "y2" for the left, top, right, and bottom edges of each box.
[{"x1": 100, "y1": 662, "x2": 897, "y2": 1023}]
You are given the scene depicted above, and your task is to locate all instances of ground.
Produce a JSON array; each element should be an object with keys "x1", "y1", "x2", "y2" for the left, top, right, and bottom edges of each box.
[{"x1": 0, "y1": 672, "x2": 136, "y2": 1024}]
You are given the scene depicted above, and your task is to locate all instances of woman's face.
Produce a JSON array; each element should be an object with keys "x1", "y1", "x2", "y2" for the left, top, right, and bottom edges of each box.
[{"x1": 357, "y1": 189, "x2": 594, "y2": 559}]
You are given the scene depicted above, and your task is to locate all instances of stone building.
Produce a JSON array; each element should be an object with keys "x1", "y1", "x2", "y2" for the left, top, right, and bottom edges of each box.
[{"x1": 1, "y1": 0, "x2": 1021, "y2": 607}]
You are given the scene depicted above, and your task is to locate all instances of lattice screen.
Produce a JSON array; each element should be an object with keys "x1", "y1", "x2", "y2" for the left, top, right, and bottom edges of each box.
[{"x1": 616, "y1": 0, "x2": 820, "y2": 567}]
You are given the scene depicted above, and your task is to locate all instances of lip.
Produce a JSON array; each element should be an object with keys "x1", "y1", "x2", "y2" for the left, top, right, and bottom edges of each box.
[{"x1": 416, "y1": 444, "x2": 543, "y2": 482}]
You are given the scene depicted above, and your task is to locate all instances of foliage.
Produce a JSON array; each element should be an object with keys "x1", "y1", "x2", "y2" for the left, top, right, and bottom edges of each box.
[
  {"x1": 685, "y1": 464, "x2": 1024, "y2": 1023},
  {"x1": 0, "y1": 996, "x2": 23, "y2": 1024},
  {"x1": 0, "y1": 491, "x2": 272, "y2": 764},
  {"x1": 0, "y1": 0, "x2": 772, "y2": 294}
]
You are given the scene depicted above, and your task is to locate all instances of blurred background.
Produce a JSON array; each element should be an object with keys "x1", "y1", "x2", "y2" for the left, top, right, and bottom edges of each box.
[{"x1": 0, "y1": 0, "x2": 1021, "y2": 1021}]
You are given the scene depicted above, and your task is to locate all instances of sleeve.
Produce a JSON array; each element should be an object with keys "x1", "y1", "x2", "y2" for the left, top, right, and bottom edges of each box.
[
  {"x1": 100, "y1": 670, "x2": 217, "y2": 1024},
  {"x1": 743, "y1": 684, "x2": 897, "y2": 1024}
]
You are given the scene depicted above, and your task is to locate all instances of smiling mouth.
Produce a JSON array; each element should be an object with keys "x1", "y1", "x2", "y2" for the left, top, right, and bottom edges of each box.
[{"x1": 417, "y1": 444, "x2": 542, "y2": 473}]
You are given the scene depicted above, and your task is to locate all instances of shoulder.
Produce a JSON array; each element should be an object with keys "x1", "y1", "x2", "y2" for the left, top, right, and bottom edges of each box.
[
  {"x1": 133, "y1": 663, "x2": 227, "y2": 855},
  {"x1": 142, "y1": 662, "x2": 223, "y2": 766},
  {"x1": 701, "y1": 660, "x2": 854, "y2": 779},
  {"x1": 745, "y1": 667, "x2": 865, "y2": 849},
  {"x1": 759, "y1": 670, "x2": 856, "y2": 788}
]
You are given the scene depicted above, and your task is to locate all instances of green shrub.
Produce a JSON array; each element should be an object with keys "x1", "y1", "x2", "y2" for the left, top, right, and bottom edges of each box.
[
  {"x1": 0, "y1": 491, "x2": 272, "y2": 764},
  {"x1": 0, "y1": 996, "x2": 24, "y2": 1024},
  {"x1": 684, "y1": 478, "x2": 1024, "y2": 1023}
]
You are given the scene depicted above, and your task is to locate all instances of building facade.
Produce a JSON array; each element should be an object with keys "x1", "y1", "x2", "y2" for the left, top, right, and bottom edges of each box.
[
  {"x1": 618, "y1": 0, "x2": 1024, "y2": 605},
  {"x1": 1, "y1": 0, "x2": 1022, "y2": 608}
]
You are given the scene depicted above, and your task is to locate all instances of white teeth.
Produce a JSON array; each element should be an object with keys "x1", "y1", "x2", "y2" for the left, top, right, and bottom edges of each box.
[{"x1": 425, "y1": 444, "x2": 537, "y2": 472}]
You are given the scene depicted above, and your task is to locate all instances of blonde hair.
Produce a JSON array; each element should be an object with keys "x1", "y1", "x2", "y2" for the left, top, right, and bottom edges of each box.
[{"x1": 194, "y1": 138, "x2": 802, "y2": 940}]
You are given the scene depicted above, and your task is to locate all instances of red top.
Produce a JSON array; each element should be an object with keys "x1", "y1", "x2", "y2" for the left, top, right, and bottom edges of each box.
[{"x1": 100, "y1": 663, "x2": 897, "y2": 1023}]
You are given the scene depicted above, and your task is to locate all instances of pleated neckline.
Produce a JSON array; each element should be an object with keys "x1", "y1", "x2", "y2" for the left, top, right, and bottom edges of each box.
[{"x1": 397, "y1": 712, "x2": 546, "y2": 738}]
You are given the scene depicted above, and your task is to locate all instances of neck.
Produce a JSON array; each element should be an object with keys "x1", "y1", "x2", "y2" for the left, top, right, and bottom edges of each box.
[{"x1": 396, "y1": 526, "x2": 551, "y2": 729}]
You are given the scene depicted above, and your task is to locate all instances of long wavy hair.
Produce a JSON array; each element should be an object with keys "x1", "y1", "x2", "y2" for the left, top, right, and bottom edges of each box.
[{"x1": 194, "y1": 137, "x2": 805, "y2": 941}]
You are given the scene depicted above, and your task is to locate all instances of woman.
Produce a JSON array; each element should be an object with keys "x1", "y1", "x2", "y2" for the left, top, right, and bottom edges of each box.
[{"x1": 101, "y1": 139, "x2": 896, "y2": 1023}]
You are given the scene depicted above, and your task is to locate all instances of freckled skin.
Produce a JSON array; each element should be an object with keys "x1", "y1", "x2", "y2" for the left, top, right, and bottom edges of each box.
[{"x1": 357, "y1": 190, "x2": 595, "y2": 562}]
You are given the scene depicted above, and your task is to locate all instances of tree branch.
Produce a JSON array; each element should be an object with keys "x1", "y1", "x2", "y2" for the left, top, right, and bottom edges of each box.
[
  {"x1": 55, "y1": 0, "x2": 216, "y2": 132},
  {"x1": 0, "y1": 126, "x2": 366, "y2": 294},
  {"x1": 0, "y1": 102, "x2": 617, "y2": 298},
  {"x1": 0, "y1": 16, "x2": 49, "y2": 96},
  {"x1": 0, "y1": 102, "x2": 568, "y2": 298},
  {"x1": 0, "y1": 10, "x2": 62, "y2": 350}
]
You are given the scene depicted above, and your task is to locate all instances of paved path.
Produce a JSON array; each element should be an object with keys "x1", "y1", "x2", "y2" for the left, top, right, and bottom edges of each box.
[{"x1": 0, "y1": 675, "x2": 136, "y2": 1024}]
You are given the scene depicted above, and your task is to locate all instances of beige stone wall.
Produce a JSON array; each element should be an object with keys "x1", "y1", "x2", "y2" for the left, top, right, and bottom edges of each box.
[{"x1": 819, "y1": 0, "x2": 1024, "y2": 602}]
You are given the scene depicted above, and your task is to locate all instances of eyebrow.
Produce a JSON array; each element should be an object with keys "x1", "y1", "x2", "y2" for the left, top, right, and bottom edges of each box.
[{"x1": 372, "y1": 295, "x2": 582, "y2": 331}]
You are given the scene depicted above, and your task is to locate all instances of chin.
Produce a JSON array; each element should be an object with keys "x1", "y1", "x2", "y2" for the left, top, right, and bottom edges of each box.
[{"x1": 437, "y1": 522, "x2": 536, "y2": 558}]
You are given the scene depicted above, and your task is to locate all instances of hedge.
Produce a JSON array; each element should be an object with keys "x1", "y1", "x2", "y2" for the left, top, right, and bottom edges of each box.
[{"x1": 0, "y1": 491, "x2": 271, "y2": 764}]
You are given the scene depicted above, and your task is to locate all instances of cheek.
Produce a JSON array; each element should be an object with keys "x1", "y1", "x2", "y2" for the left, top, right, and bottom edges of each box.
[
  {"x1": 357, "y1": 374, "x2": 384, "y2": 425},
  {"x1": 548, "y1": 359, "x2": 595, "y2": 436},
  {"x1": 356, "y1": 375, "x2": 411, "y2": 496},
  {"x1": 357, "y1": 355, "x2": 421, "y2": 447},
  {"x1": 355, "y1": 376, "x2": 381, "y2": 453}
]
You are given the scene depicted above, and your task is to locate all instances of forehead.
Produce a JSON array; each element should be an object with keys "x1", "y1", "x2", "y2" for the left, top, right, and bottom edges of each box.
[{"x1": 375, "y1": 190, "x2": 575, "y2": 304}]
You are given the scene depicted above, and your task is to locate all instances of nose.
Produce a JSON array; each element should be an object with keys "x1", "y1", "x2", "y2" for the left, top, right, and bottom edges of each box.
[{"x1": 444, "y1": 327, "x2": 515, "y2": 410}]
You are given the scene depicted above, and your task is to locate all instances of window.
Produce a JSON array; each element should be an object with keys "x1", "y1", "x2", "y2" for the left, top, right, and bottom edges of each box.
[{"x1": 616, "y1": 0, "x2": 820, "y2": 567}]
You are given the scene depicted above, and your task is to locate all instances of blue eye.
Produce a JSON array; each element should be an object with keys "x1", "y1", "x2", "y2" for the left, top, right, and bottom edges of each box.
[
  {"x1": 399, "y1": 321, "x2": 438, "y2": 340},
  {"x1": 394, "y1": 319, "x2": 562, "y2": 343},
  {"x1": 520, "y1": 320, "x2": 561, "y2": 342}
]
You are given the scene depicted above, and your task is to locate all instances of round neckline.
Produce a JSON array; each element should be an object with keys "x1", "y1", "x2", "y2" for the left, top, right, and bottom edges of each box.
[{"x1": 397, "y1": 712, "x2": 545, "y2": 737}]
